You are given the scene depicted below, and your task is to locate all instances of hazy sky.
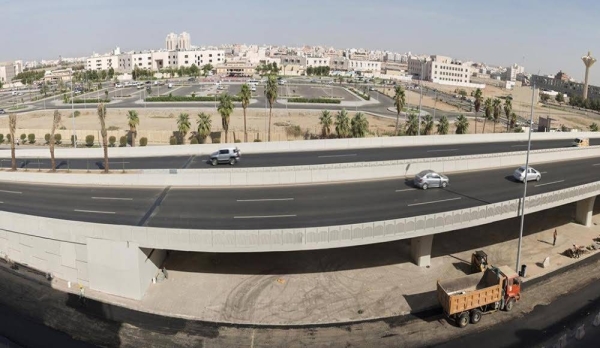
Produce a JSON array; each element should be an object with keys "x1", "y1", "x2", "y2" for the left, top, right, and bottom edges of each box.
[{"x1": 2, "y1": 0, "x2": 600, "y2": 84}]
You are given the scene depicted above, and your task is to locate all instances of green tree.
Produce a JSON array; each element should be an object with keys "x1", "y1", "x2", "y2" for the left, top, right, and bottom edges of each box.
[
  {"x1": 177, "y1": 113, "x2": 191, "y2": 144},
  {"x1": 99, "y1": 70, "x2": 107, "y2": 81},
  {"x1": 590, "y1": 123, "x2": 599, "y2": 132},
  {"x1": 196, "y1": 112, "x2": 212, "y2": 143},
  {"x1": 492, "y1": 98, "x2": 502, "y2": 133},
  {"x1": 351, "y1": 112, "x2": 369, "y2": 138},
  {"x1": 127, "y1": 110, "x2": 140, "y2": 147},
  {"x1": 239, "y1": 84, "x2": 251, "y2": 142},
  {"x1": 421, "y1": 115, "x2": 434, "y2": 135},
  {"x1": 555, "y1": 92, "x2": 565, "y2": 104},
  {"x1": 189, "y1": 64, "x2": 200, "y2": 78},
  {"x1": 504, "y1": 98, "x2": 513, "y2": 131},
  {"x1": 483, "y1": 97, "x2": 493, "y2": 133},
  {"x1": 107, "y1": 67, "x2": 115, "y2": 79},
  {"x1": 405, "y1": 113, "x2": 419, "y2": 136},
  {"x1": 265, "y1": 75, "x2": 278, "y2": 141},
  {"x1": 455, "y1": 114, "x2": 469, "y2": 134},
  {"x1": 319, "y1": 110, "x2": 333, "y2": 137},
  {"x1": 49, "y1": 110, "x2": 61, "y2": 171},
  {"x1": 437, "y1": 115, "x2": 449, "y2": 135},
  {"x1": 202, "y1": 64, "x2": 214, "y2": 76},
  {"x1": 473, "y1": 88, "x2": 483, "y2": 134},
  {"x1": 217, "y1": 93, "x2": 234, "y2": 143},
  {"x1": 540, "y1": 93, "x2": 550, "y2": 103},
  {"x1": 97, "y1": 104, "x2": 109, "y2": 173},
  {"x1": 41, "y1": 82, "x2": 49, "y2": 97},
  {"x1": 9, "y1": 114, "x2": 16, "y2": 170},
  {"x1": 335, "y1": 109, "x2": 351, "y2": 138},
  {"x1": 393, "y1": 86, "x2": 406, "y2": 134},
  {"x1": 510, "y1": 112, "x2": 518, "y2": 130}
]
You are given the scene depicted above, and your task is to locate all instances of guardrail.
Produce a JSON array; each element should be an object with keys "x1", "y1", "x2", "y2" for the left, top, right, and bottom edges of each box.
[
  {"x1": 0, "y1": 146, "x2": 598, "y2": 187},
  {"x1": 1, "y1": 132, "x2": 599, "y2": 159}
]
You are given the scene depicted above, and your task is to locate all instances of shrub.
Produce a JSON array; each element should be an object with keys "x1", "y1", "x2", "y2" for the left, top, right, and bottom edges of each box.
[
  {"x1": 119, "y1": 136, "x2": 127, "y2": 147},
  {"x1": 70, "y1": 135, "x2": 77, "y2": 146},
  {"x1": 74, "y1": 110, "x2": 81, "y2": 117},
  {"x1": 28, "y1": 133, "x2": 36, "y2": 144},
  {"x1": 212, "y1": 137, "x2": 221, "y2": 144},
  {"x1": 254, "y1": 139, "x2": 262, "y2": 142},
  {"x1": 285, "y1": 125, "x2": 303, "y2": 137},
  {"x1": 6, "y1": 134, "x2": 10, "y2": 142},
  {"x1": 59, "y1": 126, "x2": 67, "y2": 130},
  {"x1": 85, "y1": 135, "x2": 95, "y2": 147},
  {"x1": 44, "y1": 133, "x2": 51, "y2": 144},
  {"x1": 145, "y1": 95, "x2": 242, "y2": 102},
  {"x1": 20, "y1": 134, "x2": 26, "y2": 142},
  {"x1": 109, "y1": 135, "x2": 116, "y2": 147},
  {"x1": 139, "y1": 137, "x2": 148, "y2": 146},
  {"x1": 287, "y1": 98, "x2": 341, "y2": 104},
  {"x1": 234, "y1": 139, "x2": 242, "y2": 143},
  {"x1": 55, "y1": 134, "x2": 62, "y2": 144},
  {"x1": 71, "y1": 98, "x2": 110, "y2": 104},
  {"x1": 107, "y1": 126, "x2": 119, "y2": 131},
  {"x1": 190, "y1": 137, "x2": 199, "y2": 144},
  {"x1": 0, "y1": 134, "x2": 4, "y2": 144},
  {"x1": 169, "y1": 136, "x2": 177, "y2": 145}
]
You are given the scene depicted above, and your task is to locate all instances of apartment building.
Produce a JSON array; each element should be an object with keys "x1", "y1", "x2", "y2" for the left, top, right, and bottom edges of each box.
[
  {"x1": 408, "y1": 55, "x2": 473, "y2": 86},
  {"x1": 330, "y1": 57, "x2": 381, "y2": 76},
  {"x1": 0, "y1": 61, "x2": 22, "y2": 85},
  {"x1": 306, "y1": 57, "x2": 330, "y2": 68},
  {"x1": 280, "y1": 55, "x2": 305, "y2": 75},
  {"x1": 165, "y1": 32, "x2": 191, "y2": 51}
]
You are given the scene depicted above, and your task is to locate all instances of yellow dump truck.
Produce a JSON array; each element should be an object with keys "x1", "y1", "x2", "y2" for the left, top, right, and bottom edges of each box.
[{"x1": 437, "y1": 266, "x2": 521, "y2": 328}]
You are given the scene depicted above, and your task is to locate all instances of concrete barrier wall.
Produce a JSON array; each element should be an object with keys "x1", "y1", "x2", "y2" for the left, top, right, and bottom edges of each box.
[
  {"x1": 2, "y1": 132, "x2": 599, "y2": 159},
  {"x1": 1, "y1": 146, "x2": 599, "y2": 187}
]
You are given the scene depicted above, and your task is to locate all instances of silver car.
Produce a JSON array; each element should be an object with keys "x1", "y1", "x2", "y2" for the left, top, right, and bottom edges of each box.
[
  {"x1": 414, "y1": 170, "x2": 449, "y2": 190},
  {"x1": 209, "y1": 147, "x2": 241, "y2": 166},
  {"x1": 513, "y1": 166, "x2": 541, "y2": 182}
]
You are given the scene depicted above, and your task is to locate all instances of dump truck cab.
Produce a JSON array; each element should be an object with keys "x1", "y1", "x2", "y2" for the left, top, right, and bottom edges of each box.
[
  {"x1": 572, "y1": 137, "x2": 589, "y2": 147},
  {"x1": 498, "y1": 266, "x2": 521, "y2": 310}
]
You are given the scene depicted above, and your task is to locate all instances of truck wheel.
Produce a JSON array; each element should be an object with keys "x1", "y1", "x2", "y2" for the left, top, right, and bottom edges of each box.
[
  {"x1": 505, "y1": 298, "x2": 515, "y2": 312},
  {"x1": 211, "y1": 158, "x2": 217, "y2": 166},
  {"x1": 470, "y1": 309, "x2": 482, "y2": 324},
  {"x1": 457, "y1": 312, "x2": 469, "y2": 328}
]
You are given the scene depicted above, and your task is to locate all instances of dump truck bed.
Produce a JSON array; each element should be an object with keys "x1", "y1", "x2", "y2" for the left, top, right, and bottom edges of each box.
[{"x1": 437, "y1": 268, "x2": 503, "y2": 316}]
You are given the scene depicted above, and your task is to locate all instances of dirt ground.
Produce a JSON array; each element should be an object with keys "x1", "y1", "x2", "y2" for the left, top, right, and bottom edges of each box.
[{"x1": 376, "y1": 87, "x2": 459, "y2": 112}]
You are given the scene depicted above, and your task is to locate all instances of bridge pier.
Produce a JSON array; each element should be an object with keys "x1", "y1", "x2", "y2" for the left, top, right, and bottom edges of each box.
[
  {"x1": 575, "y1": 196, "x2": 596, "y2": 227},
  {"x1": 410, "y1": 235, "x2": 433, "y2": 267}
]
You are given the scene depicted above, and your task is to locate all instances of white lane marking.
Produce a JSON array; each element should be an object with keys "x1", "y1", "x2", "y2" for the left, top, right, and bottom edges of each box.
[
  {"x1": 427, "y1": 149, "x2": 458, "y2": 153},
  {"x1": 0, "y1": 201, "x2": 3, "y2": 204},
  {"x1": 408, "y1": 197, "x2": 461, "y2": 207},
  {"x1": 109, "y1": 161, "x2": 130, "y2": 164},
  {"x1": 511, "y1": 144, "x2": 528, "y2": 147},
  {"x1": 535, "y1": 180, "x2": 565, "y2": 187},
  {"x1": 92, "y1": 197, "x2": 133, "y2": 201},
  {"x1": 74, "y1": 209, "x2": 116, "y2": 214},
  {"x1": 237, "y1": 198, "x2": 294, "y2": 202},
  {"x1": 250, "y1": 329, "x2": 255, "y2": 348},
  {"x1": 318, "y1": 154, "x2": 357, "y2": 158},
  {"x1": 234, "y1": 214, "x2": 297, "y2": 219},
  {"x1": 540, "y1": 172, "x2": 548, "y2": 174},
  {"x1": 0, "y1": 190, "x2": 22, "y2": 194},
  {"x1": 593, "y1": 163, "x2": 600, "y2": 166},
  {"x1": 395, "y1": 189, "x2": 415, "y2": 192}
]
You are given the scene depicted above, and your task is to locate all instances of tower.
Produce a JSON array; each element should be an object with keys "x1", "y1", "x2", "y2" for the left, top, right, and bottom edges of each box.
[
  {"x1": 166, "y1": 33, "x2": 178, "y2": 51},
  {"x1": 581, "y1": 51, "x2": 596, "y2": 100}
]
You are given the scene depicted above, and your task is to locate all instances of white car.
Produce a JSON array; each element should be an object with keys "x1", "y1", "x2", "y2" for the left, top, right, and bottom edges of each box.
[
  {"x1": 209, "y1": 147, "x2": 241, "y2": 166},
  {"x1": 115, "y1": 83, "x2": 123, "y2": 88},
  {"x1": 513, "y1": 166, "x2": 541, "y2": 182}
]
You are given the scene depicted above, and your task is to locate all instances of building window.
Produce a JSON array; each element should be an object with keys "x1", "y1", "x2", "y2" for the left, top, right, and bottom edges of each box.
[
  {"x1": 185, "y1": 55, "x2": 188, "y2": 58},
  {"x1": 209, "y1": 54, "x2": 213, "y2": 57}
]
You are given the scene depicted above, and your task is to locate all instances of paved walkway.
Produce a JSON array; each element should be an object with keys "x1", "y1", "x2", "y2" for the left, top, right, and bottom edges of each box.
[{"x1": 50, "y1": 203, "x2": 600, "y2": 326}]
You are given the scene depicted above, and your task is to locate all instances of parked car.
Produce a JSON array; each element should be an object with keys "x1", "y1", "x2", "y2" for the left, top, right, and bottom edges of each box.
[
  {"x1": 414, "y1": 170, "x2": 449, "y2": 190},
  {"x1": 513, "y1": 166, "x2": 541, "y2": 182},
  {"x1": 115, "y1": 83, "x2": 123, "y2": 88},
  {"x1": 209, "y1": 147, "x2": 241, "y2": 166},
  {"x1": 0, "y1": 109, "x2": 5, "y2": 114}
]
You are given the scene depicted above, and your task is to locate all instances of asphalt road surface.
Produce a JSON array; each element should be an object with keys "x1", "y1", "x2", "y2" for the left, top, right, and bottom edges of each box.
[
  {"x1": 8, "y1": 138, "x2": 597, "y2": 170},
  {"x1": 0, "y1": 156, "x2": 599, "y2": 230}
]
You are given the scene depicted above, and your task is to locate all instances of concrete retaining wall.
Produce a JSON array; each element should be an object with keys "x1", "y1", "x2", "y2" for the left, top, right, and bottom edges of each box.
[
  {"x1": 1, "y1": 146, "x2": 599, "y2": 187},
  {"x1": 2, "y1": 132, "x2": 598, "y2": 159}
]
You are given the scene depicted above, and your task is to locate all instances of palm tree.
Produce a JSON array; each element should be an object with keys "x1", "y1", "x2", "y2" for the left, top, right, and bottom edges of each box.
[
  {"x1": 239, "y1": 84, "x2": 251, "y2": 142},
  {"x1": 437, "y1": 115, "x2": 449, "y2": 135},
  {"x1": 335, "y1": 109, "x2": 351, "y2": 138},
  {"x1": 473, "y1": 88, "x2": 483, "y2": 134},
  {"x1": 504, "y1": 98, "x2": 512, "y2": 132},
  {"x1": 97, "y1": 104, "x2": 109, "y2": 173},
  {"x1": 196, "y1": 112, "x2": 212, "y2": 143},
  {"x1": 319, "y1": 110, "x2": 333, "y2": 137},
  {"x1": 483, "y1": 98, "x2": 493, "y2": 133},
  {"x1": 218, "y1": 93, "x2": 234, "y2": 143},
  {"x1": 9, "y1": 114, "x2": 16, "y2": 171},
  {"x1": 50, "y1": 110, "x2": 61, "y2": 171},
  {"x1": 492, "y1": 98, "x2": 502, "y2": 133},
  {"x1": 421, "y1": 115, "x2": 434, "y2": 135},
  {"x1": 405, "y1": 113, "x2": 419, "y2": 136},
  {"x1": 510, "y1": 112, "x2": 518, "y2": 130},
  {"x1": 126, "y1": 110, "x2": 139, "y2": 147},
  {"x1": 351, "y1": 112, "x2": 369, "y2": 138},
  {"x1": 393, "y1": 86, "x2": 406, "y2": 134},
  {"x1": 265, "y1": 75, "x2": 278, "y2": 141},
  {"x1": 177, "y1": 113, "x2": 191, "y2": 144},
  {"x1": 455, "y1": 114, "x2": 469, "y2": 134}
]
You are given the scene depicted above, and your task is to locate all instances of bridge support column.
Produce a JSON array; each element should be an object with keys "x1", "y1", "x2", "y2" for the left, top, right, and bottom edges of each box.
[
  {"x1": 411, "y1": 235, "x2": 433, "y2": 267},
  {"x1": 575, "y1": 196, "x2": 596, "y2": 227}
]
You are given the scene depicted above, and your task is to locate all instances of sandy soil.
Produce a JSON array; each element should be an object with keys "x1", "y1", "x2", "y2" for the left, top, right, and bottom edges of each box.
[{"x1": 376, "y1": 87, "x2": 460, "y2": 112}]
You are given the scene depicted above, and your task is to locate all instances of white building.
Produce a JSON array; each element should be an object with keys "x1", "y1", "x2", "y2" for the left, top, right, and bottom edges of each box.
[
  {"x1": 165, "y1": 32, "x2": 191, "y2": 51},
  {"x1": 408, "y1": 55, "x2": 478, "y2": 87},
  {"x1": 0, "y1": 62, "x2": 20, "y2": 85},
  {"x1": 165, "y1": 33, "x2": 178, "y2": 51},
  {"x1": 330, "y1": 57, "x2": 381, "y2": 76},
  {"x1": 86, "y1": 47, "x2": 121, "y2": 71},
  {"x1": 306, "y1": 57, "x2": 330, "y2": 68}
]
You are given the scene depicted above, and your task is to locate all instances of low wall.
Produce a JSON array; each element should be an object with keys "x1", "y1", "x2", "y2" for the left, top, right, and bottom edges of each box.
[
  {"x1": 1, "y1": 132, "x2": 598, "y2": 159},
  {"x1": 0, "y1": 146, "x2": 598, "y2": 187}
]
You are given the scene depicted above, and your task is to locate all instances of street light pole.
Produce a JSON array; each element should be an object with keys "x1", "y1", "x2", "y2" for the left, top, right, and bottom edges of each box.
[
  {"x1": 71, "y1": 75, "x2": 76, "y2": 148},
  {"x1": 418, "y1": 60, "x2": 424, "y2": 135},
  {"x1": 515, "y1": 82, "x2": 535, "y2": 274}
]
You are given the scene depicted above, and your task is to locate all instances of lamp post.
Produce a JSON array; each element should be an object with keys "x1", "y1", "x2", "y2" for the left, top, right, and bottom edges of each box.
[
  {"x1": 418, "y1": 59, "x2": 424, "y2": 135},
  {"x1": 71, "y1": 75, "x2": 76, "y2": 148},
  {"x1": 515, "y1": 82, "x2": 536, "y2": 274}
]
